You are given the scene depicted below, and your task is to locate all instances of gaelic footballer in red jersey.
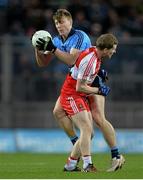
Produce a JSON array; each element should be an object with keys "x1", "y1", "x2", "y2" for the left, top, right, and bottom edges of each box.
[
  {"x1": 60, "y1": 44, "x2": 115, "y2": 116},
  {"x1": 59, "y1": 34, "x2": 119, "y2": 172},
  {"x1": 60, "y1": 47, "x2": 101, "y2": 115}
]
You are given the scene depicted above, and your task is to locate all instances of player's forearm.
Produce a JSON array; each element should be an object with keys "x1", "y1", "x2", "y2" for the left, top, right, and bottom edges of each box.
[
  {"x1": 35, "y1": 49, "x2": 45, "y2": 67},
  {"x1": 54, "y1": 49, "x2": 78, "y2": 66},
  {"x1": 35, "y1": 49, "x2": 52, "y2": 67},
  {"x1": 76, "y1": 81, "x2": 99, "y2": 95}
]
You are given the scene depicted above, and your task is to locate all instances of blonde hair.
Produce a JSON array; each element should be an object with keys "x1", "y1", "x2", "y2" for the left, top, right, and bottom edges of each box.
[{"x1": 53, "y1": 9, "x2": 72, "y2": 22}]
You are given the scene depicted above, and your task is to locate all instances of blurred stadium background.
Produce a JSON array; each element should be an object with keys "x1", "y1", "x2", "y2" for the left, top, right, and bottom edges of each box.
[{"x1": 0, "y1": 0, "x2": 143, "y2": 154}]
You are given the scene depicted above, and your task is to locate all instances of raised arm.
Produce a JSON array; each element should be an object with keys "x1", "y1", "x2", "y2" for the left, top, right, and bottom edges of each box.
[
  {"x1": 35, "y1": 48, "x2": 79, "y2": 67},
  {"x1": 34, "y1": 35, "x2": 81, "y2": 66},
  {"x1": 35, "y1": 49, "x2": 53, "y2": 67}
]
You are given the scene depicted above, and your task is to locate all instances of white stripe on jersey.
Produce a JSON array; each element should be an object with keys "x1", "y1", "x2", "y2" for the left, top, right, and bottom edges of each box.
[
  {"x1": 82, "y1": 53, "x2": 96, "y2": 79},
  {"x1": 70, "y1": 51, "x2": 97, "y2": 84}
]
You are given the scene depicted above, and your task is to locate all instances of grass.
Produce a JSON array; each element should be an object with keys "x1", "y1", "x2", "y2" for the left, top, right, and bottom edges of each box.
[{"x1": 0, "y1": 153, "x2": 143, "y2": 179}]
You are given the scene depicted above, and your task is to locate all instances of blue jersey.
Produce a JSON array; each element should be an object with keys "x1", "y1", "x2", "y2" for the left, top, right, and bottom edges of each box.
[{"x1": 53, "y1": 28, "x2": 91, "y2": 53}]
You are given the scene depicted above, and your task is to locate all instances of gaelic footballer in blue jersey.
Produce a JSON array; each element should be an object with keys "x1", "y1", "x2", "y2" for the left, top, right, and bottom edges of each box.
[{"x1": 34, "y1": 8, "x2": 92, "y2": 146}]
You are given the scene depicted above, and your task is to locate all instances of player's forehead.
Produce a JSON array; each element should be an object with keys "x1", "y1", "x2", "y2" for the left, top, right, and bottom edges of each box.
[{"x1": 54, "y1": 16, "x2": 71, "y2": 24}]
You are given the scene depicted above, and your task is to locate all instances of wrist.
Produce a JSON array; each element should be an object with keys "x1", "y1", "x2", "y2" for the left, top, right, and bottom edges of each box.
[
  {"x1": 93, "y1": 87, "x2": 99, "y2": 94},
  {"x1": 51, "y1": 47, "x2": 57, "y2": 53}
]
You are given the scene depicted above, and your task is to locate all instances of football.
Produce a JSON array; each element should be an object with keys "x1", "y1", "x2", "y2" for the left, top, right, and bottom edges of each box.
[{"x1": 31, "y1": 30, "x2": 52, "y2": 48}]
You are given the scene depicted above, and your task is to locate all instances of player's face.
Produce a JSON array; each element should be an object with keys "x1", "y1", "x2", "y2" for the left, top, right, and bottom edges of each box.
[
  {"x1": 104, "y1": 44, "x2": 117, "y2": 59},
  {"x1": 54, "y1": 16, "x2": 72, "y2": 39}
]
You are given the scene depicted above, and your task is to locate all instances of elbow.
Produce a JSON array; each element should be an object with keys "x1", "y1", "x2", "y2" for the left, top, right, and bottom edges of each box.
[
  {"x1": 66, "y1": 58, "x2": 76, "y2": 66},
  {"x1": 68, "y1": 56, "x2": 77, "y2": 66},
  {"x1": 76, "y1": 84, "x2": 82, "y2": 92},
  {"x1": 76, "y1": 86, "x2": 79, "y2": 92},
  {"x1": 36, "y1": 58, "x2": 45, "y2": 67},
  {"x1": 68, "y1": 61, "x2": 74, "y2": 66},
  {"x1": 37, "y1": 63, "x2": 45, "y2": 67},
  {"x1": 76, "y1": 80, "x2": 86, "y2": 93}
]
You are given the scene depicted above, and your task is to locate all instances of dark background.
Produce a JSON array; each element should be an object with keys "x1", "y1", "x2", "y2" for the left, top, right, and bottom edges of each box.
[{"x1": 0, "y1": 0, "x2": 143, "y2": 128}]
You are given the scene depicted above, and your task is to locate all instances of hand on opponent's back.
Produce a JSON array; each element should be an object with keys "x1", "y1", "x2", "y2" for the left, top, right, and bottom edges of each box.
[
  {"x1": 92, "y1": 75, "x2": 110, "y2": 96},
  {"x1": 98, "y1": 69, "x2": 108, "y2": 82}
]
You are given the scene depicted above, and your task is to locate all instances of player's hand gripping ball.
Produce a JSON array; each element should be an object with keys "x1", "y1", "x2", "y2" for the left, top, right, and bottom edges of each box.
[{"x1": 31, "y1": 30, "x2": 52, "y2": 48}]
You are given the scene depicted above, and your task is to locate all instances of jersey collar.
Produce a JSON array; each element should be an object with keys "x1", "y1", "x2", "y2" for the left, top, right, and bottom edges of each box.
[
  {"x1": 59, "y1": 28, "x2": 76, "y2": 42},
  {"x1": 67, "y1": 28, "x2": 76, "y2": 38}
]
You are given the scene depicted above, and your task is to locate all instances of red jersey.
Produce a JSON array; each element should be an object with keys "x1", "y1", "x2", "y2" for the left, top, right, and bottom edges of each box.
[{"x1": 61, "y1": 47, "x2": 101, "y2": 97}]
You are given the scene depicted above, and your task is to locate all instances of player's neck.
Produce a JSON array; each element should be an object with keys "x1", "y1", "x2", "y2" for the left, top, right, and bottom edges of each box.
[
  {"x1": 96, "y1": 48, "x2": 102, "y2": 60},
  {"x1": 62, "y1": 34, "x2": 68, "y2": 41},
  {"x1": 61, "y1": 28, "x2": 73, "y2": 41}
]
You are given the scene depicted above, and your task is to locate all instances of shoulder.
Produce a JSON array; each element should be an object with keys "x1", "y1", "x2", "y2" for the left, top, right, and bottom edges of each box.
[
  {"x1": 73, "y1": 30, "x2": 91, "y2": 46},
  {"x1": 70, "y1": 30, "x2": 91, "y2": 50},
  {"x1": 74, "y1": 29, "x2": 90, "y2": 38},
  {"x1": 78, "y1": 47, "x2": 96, "y2": 60}
]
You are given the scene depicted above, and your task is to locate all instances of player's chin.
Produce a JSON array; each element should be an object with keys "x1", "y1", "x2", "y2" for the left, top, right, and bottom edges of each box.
[
  {"x1": 58, "y1": 31, "x2": 63, "y2": 36},
  {"x1": 105, "y1": 55, "x2": 112, "y2": 59}
]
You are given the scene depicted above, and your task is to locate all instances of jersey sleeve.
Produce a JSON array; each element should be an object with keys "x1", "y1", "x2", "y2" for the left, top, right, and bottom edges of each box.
[{"x1": 77, "y1": 52, "x2": 97, "y2": 81}]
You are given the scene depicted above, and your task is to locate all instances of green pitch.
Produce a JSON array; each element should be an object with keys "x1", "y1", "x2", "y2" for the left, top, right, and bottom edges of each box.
[{"x1": 0, "y1": 153, "x2": 143, "y2": 179}]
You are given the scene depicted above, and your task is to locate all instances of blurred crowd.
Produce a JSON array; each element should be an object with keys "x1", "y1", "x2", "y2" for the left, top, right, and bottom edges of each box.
[
  {"x1": 0, "y1": 0, "x2": 143, "y2": 70},
  {"x1": 0, "y1": 0, "x2": 143, "y2": 101},
  {"x1": 0, "y1": 0, "x2": 142, "y2": 38}
]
